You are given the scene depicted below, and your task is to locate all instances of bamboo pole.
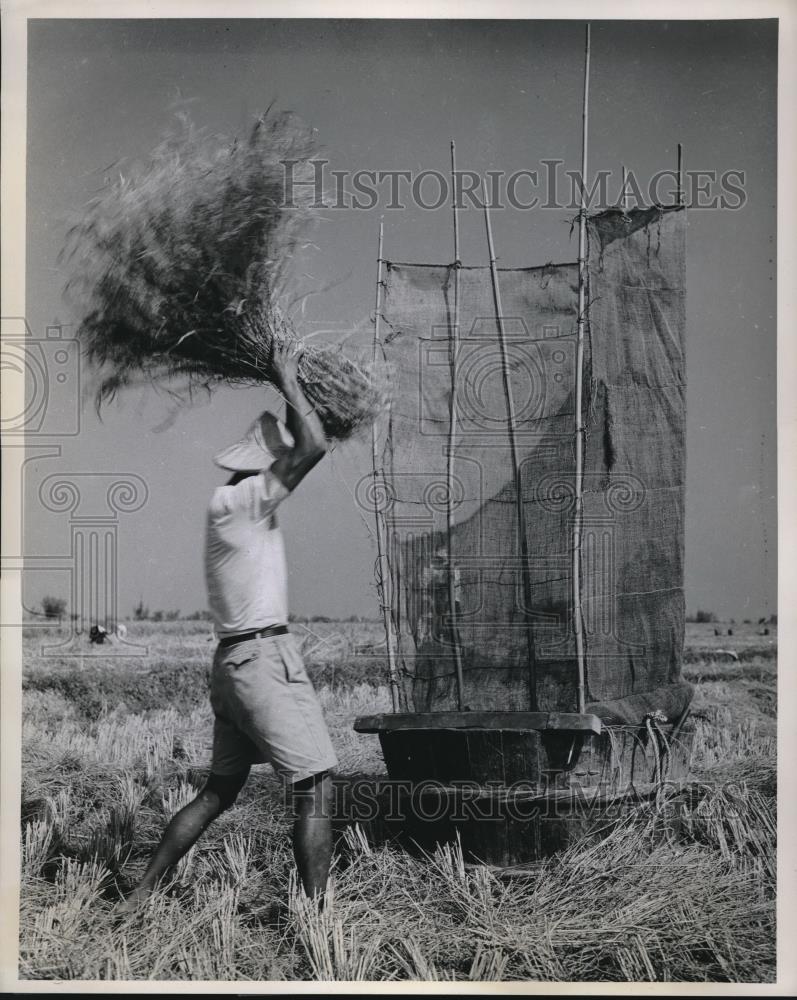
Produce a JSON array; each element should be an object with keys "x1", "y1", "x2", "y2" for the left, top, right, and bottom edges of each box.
[
  {"x1": 447, "y1": 141, "x2": 466, "y2": 711},
  {"x1": 483, "y1": 193, "x2": 538, "y2": 712},
  {"x1": 573, "y1": 23, "x2": 591, "y2": 716},
  {"x1": 372, "y1": 221, "x2": 401, "y2": 713},
  {"x1": 677, "y1": 143, "x2": 683, "y2": 206}
]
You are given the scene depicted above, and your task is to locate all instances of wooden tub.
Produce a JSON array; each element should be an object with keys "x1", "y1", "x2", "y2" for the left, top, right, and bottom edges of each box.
[{"x1": 352, "y1": 710, "x2": 695, "y2": 865}]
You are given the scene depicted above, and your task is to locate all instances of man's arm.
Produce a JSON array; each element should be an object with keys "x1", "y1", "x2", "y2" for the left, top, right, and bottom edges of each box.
[{"x1": 270, "y1": 340, "x2": 327, "y2": 492}]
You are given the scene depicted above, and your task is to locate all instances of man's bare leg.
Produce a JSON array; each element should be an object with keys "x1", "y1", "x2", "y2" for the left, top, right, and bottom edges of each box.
[
  {"x1": 292, "y1": 771, "x2": 333, "y2": 902},
  {"x1": 115, "y1": 769, "x2": 249, "y2": 914}
]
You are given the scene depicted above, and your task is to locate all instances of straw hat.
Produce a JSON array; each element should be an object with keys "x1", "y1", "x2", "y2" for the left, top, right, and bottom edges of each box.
[{"x1": 213, "y1": 411, "x2": 294, "y2": 472}]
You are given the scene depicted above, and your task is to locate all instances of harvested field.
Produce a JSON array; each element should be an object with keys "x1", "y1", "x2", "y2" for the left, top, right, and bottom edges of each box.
[{"x1": 17, "y1": 620, "x2": 776, "y2": 982}]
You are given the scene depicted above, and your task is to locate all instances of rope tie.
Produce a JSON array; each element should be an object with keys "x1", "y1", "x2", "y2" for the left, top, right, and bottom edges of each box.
[{"x1": 644, "y1": 709, "x2": 670, "y2": 810}]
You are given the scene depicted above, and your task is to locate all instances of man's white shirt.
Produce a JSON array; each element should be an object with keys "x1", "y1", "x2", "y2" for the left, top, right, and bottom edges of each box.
[{"x1": 205, "y1": 470, "x2": 290, "y2": 636}]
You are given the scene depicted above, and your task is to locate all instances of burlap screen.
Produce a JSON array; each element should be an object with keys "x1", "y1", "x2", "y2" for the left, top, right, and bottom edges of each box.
[{"x1": 376, "y1": 206, "x2": 687, "y2": 721}]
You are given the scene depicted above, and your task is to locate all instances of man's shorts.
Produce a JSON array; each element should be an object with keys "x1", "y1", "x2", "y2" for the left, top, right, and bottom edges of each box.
[{"x1": 209, "y1": 632, "x2": 338, "y2": 783}]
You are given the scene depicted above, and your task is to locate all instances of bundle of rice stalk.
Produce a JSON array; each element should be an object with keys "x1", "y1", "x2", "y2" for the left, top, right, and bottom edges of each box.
[{"x1": 62, "y1": 109, "x2": 384, "y2": 441}]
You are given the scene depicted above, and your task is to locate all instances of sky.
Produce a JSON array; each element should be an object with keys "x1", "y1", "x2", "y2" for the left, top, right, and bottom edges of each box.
[{"x1": 22, "y1": 17, "x2": 777, "y2": 621}]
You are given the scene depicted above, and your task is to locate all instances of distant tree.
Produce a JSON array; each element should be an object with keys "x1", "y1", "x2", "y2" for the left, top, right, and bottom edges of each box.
[
  {"x1": 186, "y1": 609, "x2": 212, "y2": 621},
  {"x1": 41, "y1": 595, "x2": 67, "y2": 620},
  {"x1": 151, "y1": 610, "x2": 164, "y2": 622},
  {"x1": 695, "y1": 609, "x2": 718, "y2": 624},
  {"x1": 165, "y1": 610, "x2": 181, "y2": 621},
  {"x1": 133, "y1": 598, "x2": 149, "y2": 621},
  {"x1": 768, "y1": 613, "x2": 778, "y2": 625},
  {"x1": 743, "y1": 619, "x2": 752, "y2": 625}
]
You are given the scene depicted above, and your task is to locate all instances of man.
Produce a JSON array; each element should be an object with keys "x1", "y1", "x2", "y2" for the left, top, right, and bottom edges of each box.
[
  {"x1": 89, "y1": 624, "x2": 108, "y2": 645},
  {"x1": 118, "y1": 340, "x2": 337, "y2": 913}
]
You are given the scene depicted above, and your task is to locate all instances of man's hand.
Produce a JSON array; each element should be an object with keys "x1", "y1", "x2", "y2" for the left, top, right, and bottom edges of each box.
[
  {"x1": 271, "y1": 338, "x2": 301, "y2": 391},
  {"x1": 269, "y1": 336, "x2": 327, "y2": 493}
]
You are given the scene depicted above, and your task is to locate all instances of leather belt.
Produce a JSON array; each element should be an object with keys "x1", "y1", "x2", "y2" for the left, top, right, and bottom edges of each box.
[{"x1": 218, "y1": 624, "x2": 289, "y2": 647}]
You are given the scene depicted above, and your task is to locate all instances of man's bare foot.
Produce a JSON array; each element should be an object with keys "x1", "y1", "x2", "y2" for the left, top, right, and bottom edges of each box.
[{"x1": 111, "y1": 885, "x2": 153, "y2": 919}]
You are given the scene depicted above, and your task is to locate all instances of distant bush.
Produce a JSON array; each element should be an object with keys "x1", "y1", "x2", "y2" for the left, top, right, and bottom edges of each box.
[
  {"x1": 186, "y1": 609, "x2": 212, "y2": 621},
  {"x1": 165, "y1": 610, "x2": 181, "y2": 621},
  {"x1": 40, "y1": 596, "x2": 67, "y2": 620},
  {"x1": 694, "y1": 609, "x2": 718, "y2": 624},
  {"x1": 151, "y1": 610, "x2": 164, "y2": 622}
]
